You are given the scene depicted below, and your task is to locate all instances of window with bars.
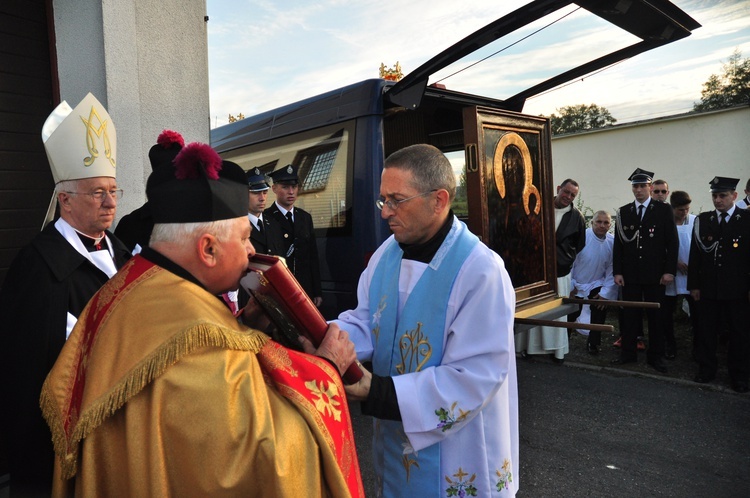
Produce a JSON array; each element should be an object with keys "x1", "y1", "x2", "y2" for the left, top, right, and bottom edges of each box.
[
  {"x1": 298, "y1": 130, "x2": 343, "y2": 193},
  {"x1": 219, "y1": 123, "x2": 352, "y2": 231},
  {"x1": 300, "y1": 148, "x2": 337, "y2": 192}
]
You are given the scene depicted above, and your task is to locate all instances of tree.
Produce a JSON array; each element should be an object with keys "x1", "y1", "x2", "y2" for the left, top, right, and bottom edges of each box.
[
  {"x1": 694, "y1": 50, "x2": 750, "y2": 112},
  {"x1": 547, "y1": 104, "x2": 616, "y2": 135}
]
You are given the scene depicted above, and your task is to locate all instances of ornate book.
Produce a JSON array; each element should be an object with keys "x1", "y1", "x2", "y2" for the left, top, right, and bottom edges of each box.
[{"x1": 240, "y1": 254, "x2": 363, "y2": 384}]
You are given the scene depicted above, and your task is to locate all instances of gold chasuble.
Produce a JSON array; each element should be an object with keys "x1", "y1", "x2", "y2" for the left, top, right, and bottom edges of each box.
[{"x1": 40, "y1": 255, "x2": 364, "y2": 497}]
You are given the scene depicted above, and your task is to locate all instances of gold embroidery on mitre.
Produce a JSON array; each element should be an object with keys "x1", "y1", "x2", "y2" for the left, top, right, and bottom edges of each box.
[
  {"x1": 80, "y1": 106, "x2": 115, "y2": 168},
  {"x1": 305, "y1": 379, "x2": 342, "y2": 422},
  {"x1": 396, "y1": 322, "x2": 432, "y2": 374}
]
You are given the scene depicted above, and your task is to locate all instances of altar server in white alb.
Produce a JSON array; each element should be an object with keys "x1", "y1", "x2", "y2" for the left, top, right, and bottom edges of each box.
[
  {"x1": 570, "y1": 210, "x2": 618, "y2": 354},
  {"x1": 338, "y1": 144, "x2": 519, "y2": 497}
]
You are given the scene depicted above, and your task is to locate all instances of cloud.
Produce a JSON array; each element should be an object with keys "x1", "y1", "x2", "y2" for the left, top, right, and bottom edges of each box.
[{"x1": 207, "y1": 0, "x2": 750, "y2": 127}]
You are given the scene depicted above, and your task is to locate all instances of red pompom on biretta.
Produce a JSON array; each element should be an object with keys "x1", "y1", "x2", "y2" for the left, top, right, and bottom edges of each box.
[
  {"x1": 156, "y1": 129, "x2": 185, "y2": 149},
  {"x1": 173, "y1": 142, "x2": 223, "y2": 180}
]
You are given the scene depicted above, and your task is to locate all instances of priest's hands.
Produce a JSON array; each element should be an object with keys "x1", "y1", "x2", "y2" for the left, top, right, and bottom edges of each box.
[
  {"x1": 344, "y1": 367, "x2": 372, "y2": 401},
  {"x1": 299, "y1": 323, "x2": 356, "y2": 377}
]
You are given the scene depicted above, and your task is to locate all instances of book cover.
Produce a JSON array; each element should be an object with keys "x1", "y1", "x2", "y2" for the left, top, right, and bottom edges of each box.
[{"x1": 241, "y1": 254, "x2": 363, "y2": 384}]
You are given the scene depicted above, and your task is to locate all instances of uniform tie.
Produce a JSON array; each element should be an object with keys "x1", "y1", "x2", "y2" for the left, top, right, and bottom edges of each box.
[
  {"x1": 285, "y1": 211, "x2": 293, "y2": 224},
  {"x1": 256, "y1": 220, "x2": 263, "y2": 233},
  {"x1": 720, "y1": 211, "x2": 728, "y2": 227},
  {"x1": 637, "y1": 204, "x2": 644, "y2": 220}
]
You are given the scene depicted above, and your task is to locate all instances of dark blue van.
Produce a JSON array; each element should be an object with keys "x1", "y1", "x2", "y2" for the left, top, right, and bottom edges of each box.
[{"x1": 211, "y1": 0, "x2": 699, "y2": 320}]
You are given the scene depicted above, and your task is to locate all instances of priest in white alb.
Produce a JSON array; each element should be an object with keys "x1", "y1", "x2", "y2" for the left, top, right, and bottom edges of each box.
[{"x1": 337, "y1": 144, "x2": 519, "y2": 497}]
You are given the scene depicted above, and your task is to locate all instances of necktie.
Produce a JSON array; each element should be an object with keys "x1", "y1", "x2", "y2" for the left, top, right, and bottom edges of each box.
[
  {"x1": 720, "y1": 211, "x2": 727, "y2": 226},
  {"x1": 285, "y1": 211, "x2": 294, "y2": 225},
  {"x1": 256, "y1": 220, "x2": 263, "y2": 233},
  {"x1": 638, "y1": 204, "x2": 644, "y2": 220}
]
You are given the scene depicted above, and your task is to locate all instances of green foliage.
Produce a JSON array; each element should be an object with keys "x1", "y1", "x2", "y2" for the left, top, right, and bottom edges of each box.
[
  {"x1": 547, "y1": 103, "x2": 616, "y2": 135},
  {"x1": 454, "y1": 168, "x2": 469, "y2": 218},
  {"x1": 694, "y1": 49, "x2": 750, "y2": 112},
  {"x1": 574, "y1": 192, "x2": 596, "y2": 220}
]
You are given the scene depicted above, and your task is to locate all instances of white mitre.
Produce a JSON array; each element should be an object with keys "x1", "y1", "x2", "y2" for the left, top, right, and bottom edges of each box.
[{"x1": 41, "y1": 93, "x2": 117, "y2": 228}]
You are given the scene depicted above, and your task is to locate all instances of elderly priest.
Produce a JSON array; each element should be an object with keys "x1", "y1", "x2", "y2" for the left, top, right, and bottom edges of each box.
[{"x1": 40, "y1": 142, "x2": 364, "y2": 497}]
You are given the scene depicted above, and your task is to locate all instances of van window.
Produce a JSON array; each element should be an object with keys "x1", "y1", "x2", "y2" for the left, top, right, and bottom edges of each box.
[
  {"x1": 445, "y1": 150, "x2": 468, "y2": 219},
  {"x1": 220, "y1": 121, "x2": 356, "y2": 232}
]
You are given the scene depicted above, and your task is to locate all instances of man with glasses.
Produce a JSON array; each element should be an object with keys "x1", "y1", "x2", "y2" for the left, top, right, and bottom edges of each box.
[
  {"x1": 0, "y1": 94, "x2": 131, "y2": 496},
  {"x1": 650, "y1": 179, "x2": 670, "y2": 203},
  {"x1": 337, "y1": 144, "x2": 519, "y2": 497},
  {"x1": 612, "y1": 168, "x2": 678, "y2": 373}
]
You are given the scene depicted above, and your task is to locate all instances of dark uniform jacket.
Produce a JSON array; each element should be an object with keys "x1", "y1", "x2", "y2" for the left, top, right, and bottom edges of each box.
[
  {"x1": 114, "y1": 202, "x2": 154, "y2": 252},
  {"x1": 687, "y1": 207, "x2": 750, "y2": 300},
  {"x1": 249, "y1": 214, "x2": 282, "y2": 256},
  {"x1": 613, "y1": 200, "x2": 678, "y2": 285},
  {"x1": 0, "y1": 222, "x2": 130, "y2": 496},
  {"x1": 264, "y1": 203, "x2": 322, "y2": 299},
  {"x1": 556, "y1": 206, "x2": 586, "y2": 277}
]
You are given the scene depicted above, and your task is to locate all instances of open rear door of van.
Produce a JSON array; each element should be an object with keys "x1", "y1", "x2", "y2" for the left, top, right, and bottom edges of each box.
[{"x1": 384, "y1": 0, "x2": 700, "y2": 112}]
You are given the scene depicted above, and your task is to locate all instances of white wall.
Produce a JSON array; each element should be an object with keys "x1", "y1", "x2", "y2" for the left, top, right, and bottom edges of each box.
[
  {"x1": 52, "y1": 0, "x2": 210, "y2": 220},
  {"x1": 550, "y1": 105, "x2": 750, "y2": 216}
]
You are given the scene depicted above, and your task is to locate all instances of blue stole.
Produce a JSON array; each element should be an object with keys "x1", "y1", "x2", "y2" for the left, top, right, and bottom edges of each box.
[{"x1": 368, "y1": 219, "x2": 478, "y2": 497}]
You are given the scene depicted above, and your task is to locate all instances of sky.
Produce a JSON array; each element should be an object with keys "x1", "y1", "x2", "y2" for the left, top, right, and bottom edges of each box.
[{"x1": 206, "y1": 0, "x2": 750, "y2": 129}]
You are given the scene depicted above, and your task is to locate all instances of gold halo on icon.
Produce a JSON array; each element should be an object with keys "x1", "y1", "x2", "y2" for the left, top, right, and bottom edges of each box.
[{"x1": 493, "y1": 132, "x2": 540, "y2": 215}]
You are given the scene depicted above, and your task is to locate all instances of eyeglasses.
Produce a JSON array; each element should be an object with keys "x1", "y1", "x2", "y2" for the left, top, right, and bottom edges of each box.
[
  {"x1": 652, "y1": 190, "x2": 668, "y2": 194},
  {"x1": 64, "y1": 189, "x2": 124, "y2": 202},
  {"x1": 376, "y1": 189, "x2": 437, "y2": 211}
]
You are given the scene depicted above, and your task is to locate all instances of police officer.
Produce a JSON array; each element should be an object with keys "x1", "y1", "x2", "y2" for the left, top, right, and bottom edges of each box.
[
  {"x1": 264, "y1": 164, "x2": 323, "y2": 306},
  {"x1": 688, "y1": 176, "x2": 750, "y2": 393},
  {"x1": 612, "y1": 168, "x2": 678, "y2": 373}
]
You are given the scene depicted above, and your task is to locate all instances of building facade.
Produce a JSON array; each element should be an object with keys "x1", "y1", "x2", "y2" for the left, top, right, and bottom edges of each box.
[
  {"x1": 0, "y1": 0, "x2": 209, "y2": 286},
  {"x1": 550, "y1": 105, "x2": 750, "y2": 216}
]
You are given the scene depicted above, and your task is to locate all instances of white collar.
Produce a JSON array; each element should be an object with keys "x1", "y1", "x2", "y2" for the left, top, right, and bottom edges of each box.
[
  {"x1": 716, "y1": 205, "x2": 736, "y2": 219},
  {"x1": 248, "y1": 213, "x2": 261, "y2": 228},
  {"x1": 54, "y1": 218, "x2": 117, "y2": 277},
  {"x1": 275, "y1": 202, "x2": 293, "y2": 217}
]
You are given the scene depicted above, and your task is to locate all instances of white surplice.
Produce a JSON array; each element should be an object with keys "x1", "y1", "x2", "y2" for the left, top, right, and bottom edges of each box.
[
  {"x1": 334, "y1": 218, "x2": 519, "y2": 497},
  {"x1": 666, "y1": 214, "x2": 695, "y2": 296},
  {"x1": 570, "y1": 228, "x2": 617, "y2": 334}
]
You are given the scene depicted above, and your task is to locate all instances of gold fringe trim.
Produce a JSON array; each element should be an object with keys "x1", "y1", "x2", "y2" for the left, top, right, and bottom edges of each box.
[{"x1": 41, "y1": 325, "x2": 269, "y2": 480}]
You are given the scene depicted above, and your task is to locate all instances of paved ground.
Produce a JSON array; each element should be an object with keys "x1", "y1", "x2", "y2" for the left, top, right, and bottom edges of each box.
[
  {"x1": 351, "y1": 356, "x2": 750, "y2": 497},
  {"x1": 3, "y1": 341, "x2": 745, "y2": 498},
  {"x1": 515, "y1": 360, "x2": 749, "y2": 497}
]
